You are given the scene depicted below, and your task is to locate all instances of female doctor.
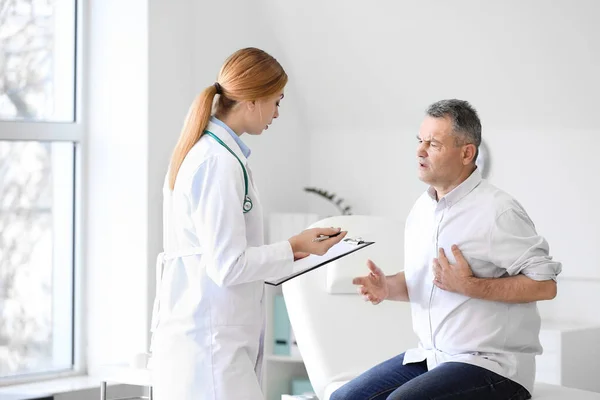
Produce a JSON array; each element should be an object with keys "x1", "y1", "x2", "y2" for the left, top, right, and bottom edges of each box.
[{"x1": 150, "y1": 47, "x2": 346, "y2": 400}]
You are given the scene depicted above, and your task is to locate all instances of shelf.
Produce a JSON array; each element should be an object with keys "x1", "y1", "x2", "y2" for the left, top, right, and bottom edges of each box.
[{"x1": 266, "y1": 354, "x2": 304, "y2": 363}]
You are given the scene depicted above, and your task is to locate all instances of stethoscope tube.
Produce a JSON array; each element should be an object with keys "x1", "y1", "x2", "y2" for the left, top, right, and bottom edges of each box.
[{"x1": 204, "y1": 130, "x2": 253, "y2": 213}]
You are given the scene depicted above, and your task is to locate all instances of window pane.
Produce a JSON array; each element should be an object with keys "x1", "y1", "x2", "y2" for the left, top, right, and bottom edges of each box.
[
  {"x1": 0, "y1": 0, "x2": 76, "y2": 122},
  {"x1": 0, "y1": 141, "x2": 75, "y2": 378}
]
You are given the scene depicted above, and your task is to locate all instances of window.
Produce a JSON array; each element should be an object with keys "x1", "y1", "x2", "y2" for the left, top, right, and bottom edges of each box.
[
  {"x1": 0, "y1": 0, "x2": 81, "y2": 383},
  {"x1": 0, "y1": 0, "x2": 76, "y2": 122}
]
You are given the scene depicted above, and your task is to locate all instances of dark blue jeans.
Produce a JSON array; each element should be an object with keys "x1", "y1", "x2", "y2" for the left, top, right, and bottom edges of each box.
[{"x1": 330, "y1": 353, "x2": 531, "y2": 400}]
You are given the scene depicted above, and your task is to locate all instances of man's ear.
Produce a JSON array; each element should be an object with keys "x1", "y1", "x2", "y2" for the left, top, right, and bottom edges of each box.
[{"x1": 462, "y1": 144, "x2": 477, "y2": 165}]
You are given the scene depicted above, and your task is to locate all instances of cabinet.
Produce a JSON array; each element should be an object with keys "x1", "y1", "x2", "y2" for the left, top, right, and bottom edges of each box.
[{"x1": 263, "y1": 284, "x2": 309, "y2": 400}]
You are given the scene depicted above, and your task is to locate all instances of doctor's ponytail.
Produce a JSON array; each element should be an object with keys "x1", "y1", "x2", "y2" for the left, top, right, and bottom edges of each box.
[
  {"x1": 168, "y1": 48, "x2": 288, "y2": 190},
  {"x1": 168, "y1": 85, "x2": 218, "y2": 190}
]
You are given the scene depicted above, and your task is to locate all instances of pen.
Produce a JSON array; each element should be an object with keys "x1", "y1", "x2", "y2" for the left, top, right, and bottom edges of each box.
[{"x1": 312, "y1": 231, "x2": 342, "y2": 242}]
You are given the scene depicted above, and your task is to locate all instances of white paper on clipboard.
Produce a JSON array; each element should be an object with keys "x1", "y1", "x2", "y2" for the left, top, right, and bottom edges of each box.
[{"x1": 265, "y1": 238, "x2": 375, "y2": 286}]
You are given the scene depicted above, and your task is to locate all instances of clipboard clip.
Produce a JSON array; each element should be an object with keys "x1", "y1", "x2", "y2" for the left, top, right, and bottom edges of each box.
[{"x1": 343, "y1": 236, "x2": 365, "y2": 245}]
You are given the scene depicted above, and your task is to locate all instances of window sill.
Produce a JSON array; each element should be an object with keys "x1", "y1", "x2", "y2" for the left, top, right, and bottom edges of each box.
[
  {"x1": 0, "y1": 365, "x2": 152, "y2": 400},
  {"x1": 0, "y1": 375, "x2": 104, "y2": 399}
]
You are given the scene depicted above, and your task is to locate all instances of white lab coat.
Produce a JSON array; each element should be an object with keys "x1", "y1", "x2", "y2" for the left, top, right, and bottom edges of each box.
[{"x1": 150, "y1": 121, "x2": 294, "y2": 400}]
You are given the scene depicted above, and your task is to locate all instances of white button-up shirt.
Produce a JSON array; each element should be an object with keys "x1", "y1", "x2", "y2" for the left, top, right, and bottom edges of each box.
[{"x1": 403, "y1": 168, "x2": 562, "y2": 394}]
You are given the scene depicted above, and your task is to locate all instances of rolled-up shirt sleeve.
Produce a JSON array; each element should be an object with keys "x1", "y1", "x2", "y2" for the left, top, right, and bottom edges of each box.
[{"x1": 489, "y1": 208, "x2": 562, "y2": 281}]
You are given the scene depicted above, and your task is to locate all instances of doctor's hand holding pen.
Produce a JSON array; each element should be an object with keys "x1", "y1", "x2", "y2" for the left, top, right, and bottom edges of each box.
[{"x1": 288, "y1": 227, "x2": 347, "y2": 259}]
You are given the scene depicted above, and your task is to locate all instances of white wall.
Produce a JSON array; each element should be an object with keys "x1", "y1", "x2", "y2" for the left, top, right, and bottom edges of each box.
[
  {"x1": 86, "y1": 0, "x2": 149, "y2": 371},
  {"x1": 260, "y1": 0, "x2": 600, "y2": 323}
]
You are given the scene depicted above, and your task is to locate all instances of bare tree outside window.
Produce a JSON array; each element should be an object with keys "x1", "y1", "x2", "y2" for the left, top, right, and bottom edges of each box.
[
  {"x1": 0, "y1": 0, "x2": 77, "y2": 380},
  {"x1": 0, "y1": 141, "x2": 75, "y2": 379},
  {"x1": 0, "y1": 0, "x2": 75, "y2": 121},
  {"x1": 0, "y1": 141, "x2": 54, "y2": 376}
]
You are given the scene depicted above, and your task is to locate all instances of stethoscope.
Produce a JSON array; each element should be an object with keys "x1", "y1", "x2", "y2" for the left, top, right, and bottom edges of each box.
[{"x1": 204, "y1": 130, "x2": 253, "y2": 213}]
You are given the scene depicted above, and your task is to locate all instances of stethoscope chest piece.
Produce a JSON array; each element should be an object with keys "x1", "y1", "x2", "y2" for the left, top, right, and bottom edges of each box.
[{"x1": 243, "y1": 195, "x2": 253, "y2": 213}]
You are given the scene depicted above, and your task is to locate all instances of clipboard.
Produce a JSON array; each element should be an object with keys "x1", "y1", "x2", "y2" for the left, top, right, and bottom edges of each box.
[{"x1": 266, "y1": 237, "x2": 375, "y2": 286}]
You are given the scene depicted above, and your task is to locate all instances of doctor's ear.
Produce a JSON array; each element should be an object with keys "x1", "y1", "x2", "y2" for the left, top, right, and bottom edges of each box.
[{"x1": 245, "y1": 100, "x2": 256, "y2": 111}]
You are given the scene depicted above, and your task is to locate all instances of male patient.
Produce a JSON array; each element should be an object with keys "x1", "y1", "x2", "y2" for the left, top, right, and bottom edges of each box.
[{"x1": 331, "y1": 99, "x2": 562, "y2": 400}]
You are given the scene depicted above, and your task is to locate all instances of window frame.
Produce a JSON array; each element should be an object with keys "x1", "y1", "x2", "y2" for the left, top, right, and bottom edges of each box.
[{"x1": 0, "y1": 0, "x2": 85, "y2": 386}]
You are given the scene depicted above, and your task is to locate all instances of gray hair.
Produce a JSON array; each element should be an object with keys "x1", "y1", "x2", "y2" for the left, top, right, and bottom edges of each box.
[{"x1": 426, "y1": 99, "x2": 481, "y2": 162}]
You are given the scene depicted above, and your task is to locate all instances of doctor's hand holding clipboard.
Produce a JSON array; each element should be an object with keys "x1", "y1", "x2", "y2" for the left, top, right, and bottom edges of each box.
[
  {"x1": 290, "y1": 228, "x2": 348, "y2": 261},
  {"x1": 149, "y1": 47, "x2": 346, "y2": 400}
]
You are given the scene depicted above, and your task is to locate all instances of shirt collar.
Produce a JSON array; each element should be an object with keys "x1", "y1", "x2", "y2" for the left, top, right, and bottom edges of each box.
[
  {"x1": 427, "y1": 167, "x2": 483, "y2": 207},
  {"x1": 210, "y1": 116, "x2": 251, "y2": 158}
]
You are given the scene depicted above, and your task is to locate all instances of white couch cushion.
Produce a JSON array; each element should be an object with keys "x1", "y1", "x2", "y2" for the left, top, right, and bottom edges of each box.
[
  {"x1": 323, "y1": 381, "x2": 600, "y2": 400},
  {"x1": 323, "y1": 381, "x2": 347, "y2": 400},
  {"x1": 533, "y1": 383, "x2": 600, "y2": 399}
]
